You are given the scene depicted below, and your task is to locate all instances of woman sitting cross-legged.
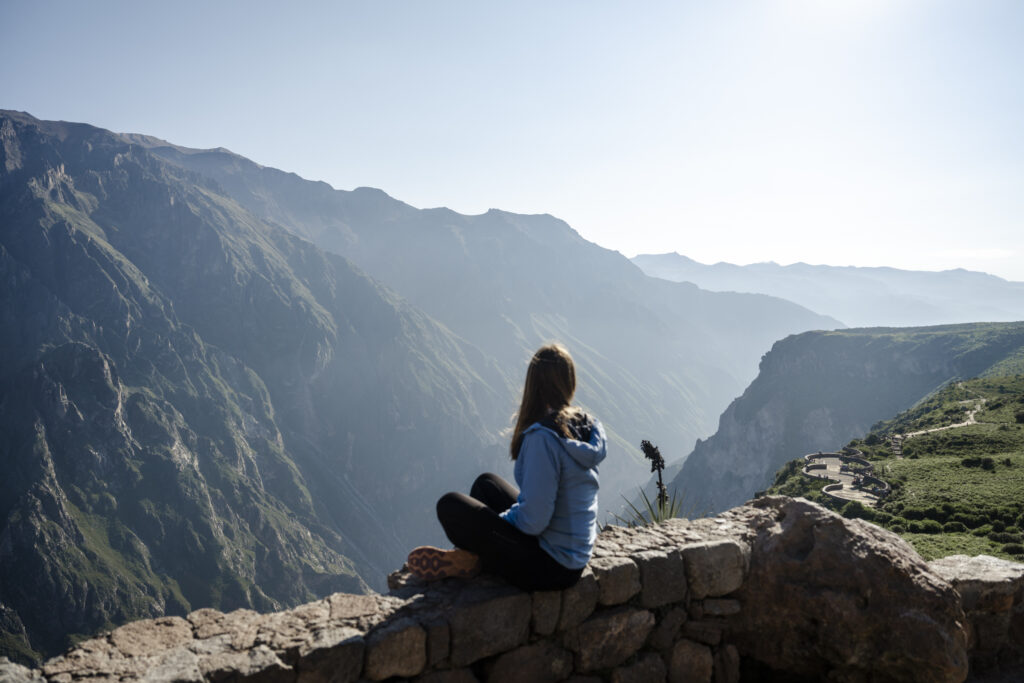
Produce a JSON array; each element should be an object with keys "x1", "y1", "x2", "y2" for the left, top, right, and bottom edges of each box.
[{"x1": 407, "y1": 343, "x2": 607, "y2": 592}]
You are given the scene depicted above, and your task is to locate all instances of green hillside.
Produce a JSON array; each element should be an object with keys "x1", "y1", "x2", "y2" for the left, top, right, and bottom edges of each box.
[{"x1": 766, "y1": 374, "x2": 1024, "y2": 563}]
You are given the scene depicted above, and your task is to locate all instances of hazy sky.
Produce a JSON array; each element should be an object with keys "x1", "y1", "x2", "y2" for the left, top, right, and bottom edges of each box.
[{"x1": 3, "y1": 1, "x2": 1023, "y2": 280}]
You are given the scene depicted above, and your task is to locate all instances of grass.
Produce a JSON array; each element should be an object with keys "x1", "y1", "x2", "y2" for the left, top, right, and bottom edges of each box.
[
  {"x1": 765, "y1": 374, "x2": 1024, "y2": 564},
  {"x1": 903, "y1": 532, "x2": 1012, "y2": 561}
]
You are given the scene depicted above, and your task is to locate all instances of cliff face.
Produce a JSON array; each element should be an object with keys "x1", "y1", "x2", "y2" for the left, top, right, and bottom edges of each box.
[
  {"x1": 672, "y1": 324, "x2": 1024, "y2": 515},
  {"x1": 9, "y1": 497, "x2": 1024, "y2": 683}
]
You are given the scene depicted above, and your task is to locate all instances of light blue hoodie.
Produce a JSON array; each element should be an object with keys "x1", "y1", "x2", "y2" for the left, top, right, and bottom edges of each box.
[{"x1": 500, "y1": 415, "x2": 607, "y2": 569}]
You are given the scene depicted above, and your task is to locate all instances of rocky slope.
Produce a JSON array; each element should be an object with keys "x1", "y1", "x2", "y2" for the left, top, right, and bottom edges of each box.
[{"x1": 671, "y1": 323, "x2": 1024, "y2": 515}]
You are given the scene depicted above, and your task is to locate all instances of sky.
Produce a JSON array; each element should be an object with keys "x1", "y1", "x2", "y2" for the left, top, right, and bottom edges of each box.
[{"x1": 3, "y1": 0, "x2": 1023, "y2": 280}]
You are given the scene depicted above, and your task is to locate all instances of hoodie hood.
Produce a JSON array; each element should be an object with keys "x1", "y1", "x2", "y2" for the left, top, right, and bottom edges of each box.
[{"x1": 527, "y1": 412, "x2": 607, "y2": 470}]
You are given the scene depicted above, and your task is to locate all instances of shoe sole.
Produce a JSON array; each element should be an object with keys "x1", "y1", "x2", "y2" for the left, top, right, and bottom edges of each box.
[{"x1": 407, "y1": 546, "x2": 480, "y2": 581}]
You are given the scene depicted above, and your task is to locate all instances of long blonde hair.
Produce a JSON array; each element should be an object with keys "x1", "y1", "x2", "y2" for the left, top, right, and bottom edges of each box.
[{"x1": 510, "y1": 343, "x2": 580, "y2": 459}]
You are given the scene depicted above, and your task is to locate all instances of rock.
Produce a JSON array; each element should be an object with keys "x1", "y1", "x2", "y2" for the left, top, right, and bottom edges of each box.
[
  {"x1": 681, "y1": 540, "x2": 746, "y2": 599},
  {"x1": 486, "y1": 642, "x2": 573, "y2": 683},
  {"x1": 199, "y1": 644, "x2": 292, "y2": 682},
  {"x1": 139, "y1": 647, "x2": 202, "y2": 682},
  {"x1": 930, "y1": 555, "x2": 1024, "y2": 613},
  {"x1": 327, "y1": 593, "x2": 383, "y2": 621},
  {"x1": 189, "y1": 608, "x2": 264, "y2": 650},
  {"x1": 730, "y1": 496, "x2": 969, "y2": 683},
  {"x1": 531, "y1": 590, "x2": 561, "y2": 636},
  {"x1": 610, "y1": 652, "x2": 666, "y2": 683},
  {"x1": 563, "y1": 607, "x2": 655, "y2": 672},
  {"x1": 635, "y1": 549, "x2": 687, "y2": 607},
  {"x1": 647, "y1": 606, "x2": 687, "y2": 652},
  {"x1": 930, "y1": 554, "x2": 1024, "y2": 668},
  {"x1": 363, "y1": 617, "x2": 426, "y2": 680},
  {"x1": 590, "y1": 556, "x2": 641, "y2": 605},
  {"x1": 294, "y1": 627, "x2": 364, "y2": 683},
  {"x1": 557, "y1": 569, "x2": 599, "y2": 631},
  {"x1": 668, "y1": 639, "x2": 713, "y2": 683},
  {"x1": 682, "y1": 621, "x2": 721, "y2": 646},
  {"x1": 448, "y1": 586, "x2": 530, "y2": 667},
  {"x1": 0, "y1": 658, "x2": 43, "y2": 682},
  {"x1": 413, "y1": 670, "x2": 479, "y2": 683},
  {"x1": 111, "y1": 616, "x2": 193, "y2": 657},
  {"x1": 421, "y1": 617, "x2": 450, "y2": 668},
  {"x1": 701, "y1": 599, "x2": 740, "y2": 617},
  {"x1": 713, "y1": 644, "x2": 740, "y2": 683},
  {"x1": 257, "y1": 602, "x2": 331, "y2": 656},
  {"x1": 42, "y1": 637, "x2": 143, "y2": 681}
]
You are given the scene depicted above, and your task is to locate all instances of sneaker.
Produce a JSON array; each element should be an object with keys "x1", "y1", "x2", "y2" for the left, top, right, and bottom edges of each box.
[{"x1": 406, "y1": 546, "x2": 481, "y2": 581}]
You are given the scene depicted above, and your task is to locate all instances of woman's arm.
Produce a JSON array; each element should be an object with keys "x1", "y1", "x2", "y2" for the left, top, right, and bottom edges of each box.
[{"x1": 500, "y1": 431, "x2": 561, "y2": 535}]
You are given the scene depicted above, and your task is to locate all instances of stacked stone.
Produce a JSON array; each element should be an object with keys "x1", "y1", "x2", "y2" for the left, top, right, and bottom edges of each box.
[
  {"x1": 8, "y1": 518, "x2": 751, "y2": 683},
  {"x1": 930, "y1": 554, "x2": 1024, "y2": 673},
  {"x1": 371, "y1": 515, "x2": 751, "y2": 683},
  {"x1": 6, "y1": 497, "x2": 1022, "y2": 683}
]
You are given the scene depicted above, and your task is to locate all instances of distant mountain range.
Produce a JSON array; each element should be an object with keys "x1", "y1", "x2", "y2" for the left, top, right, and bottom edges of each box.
[
  {"x1": 632, "y1": 253, "x2": 1024, "y2": 328},
  {"x1": 0, "y1": 111, "x2": 838, "y2": 663}
]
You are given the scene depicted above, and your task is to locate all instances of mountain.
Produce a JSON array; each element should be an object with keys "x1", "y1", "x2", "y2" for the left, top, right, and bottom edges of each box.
[
  {"x1": 123, "y1": 134, "x2": 842, "y2": 503},
  {"x1": 671, "y1": 322, "x2": 1024, "y2": 515},
  {"x1": 0, "y1": 110, "x2": 838, "y2": 663},
  {"x1": 0, "y1": 111, "x2": 510, "y2": 662},
  {"x1": 632, "y1": 253, "x2": 1024, "y2": 328}
]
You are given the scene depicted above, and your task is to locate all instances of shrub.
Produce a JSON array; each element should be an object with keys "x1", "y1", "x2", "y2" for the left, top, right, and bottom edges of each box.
[
  {"x1": 909, "y1": 520, "x2": 942, "y2": 534},
  {"x1": 989, "y1": 531, "x2": 1023, "y2": 544},
  {"x1": 872, "y1": 511, "x2": 894, "y2": 525},
  {"x1": 1003, "y1": 543, "x2": 1024, "y2": 556},
  {"x1": 889, "y1": 524, "x2": 906, "y2": 534},
  {"x1": 1016, "y1": 411, "x2": 1024, "y2": 424},
  {"x1": 972, "y1": 524, "x2": 994, "y2": 537},
  {"x1": 992, "y1": 520, "x2": 1006, "y2": 532},
  {"x1": 951, "y1": 513, "x2": 986, "y2": 528},
  {"x1": 865, "y1": 433, "x2": 881, "y2": 446},
  {"x1": 923, "y1": 505, "x2": 948, "y2": 522},
  {"x1": 942, "y1": 521, "x2": 968, "y2": 533},
  {"x1": 842, "y1": 501, "x2": 876, "y2": 521}
]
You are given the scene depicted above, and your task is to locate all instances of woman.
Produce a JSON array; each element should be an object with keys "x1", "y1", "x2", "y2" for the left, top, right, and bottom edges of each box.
[{"x1": 407, "y1": 343, "x2": 607, "y2": 591}]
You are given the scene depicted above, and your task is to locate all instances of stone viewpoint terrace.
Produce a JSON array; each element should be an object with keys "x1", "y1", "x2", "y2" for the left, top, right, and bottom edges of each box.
[{"x1": 3, "y1": 497, "x2": 1023, "y2": 683}]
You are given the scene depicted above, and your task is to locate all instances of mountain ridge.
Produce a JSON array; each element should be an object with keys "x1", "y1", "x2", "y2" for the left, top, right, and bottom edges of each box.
[{"x1": 633, "y1": 252, "x2": 1024, "y2": 328}]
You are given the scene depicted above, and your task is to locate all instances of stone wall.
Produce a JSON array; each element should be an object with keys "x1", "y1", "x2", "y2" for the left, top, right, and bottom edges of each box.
[{"x1": 3, "y1": 497, "x2": 1023, "y2": 683}]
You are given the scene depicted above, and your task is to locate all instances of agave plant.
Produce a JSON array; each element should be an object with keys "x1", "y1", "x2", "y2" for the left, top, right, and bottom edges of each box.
[{"x1": 612, "y1": 440, "x2": 684, "y2": 527}]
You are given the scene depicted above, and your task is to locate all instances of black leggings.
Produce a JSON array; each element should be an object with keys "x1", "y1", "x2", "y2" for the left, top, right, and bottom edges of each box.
[{"x1": 436, "y1": 473, "x2": 583, "y2": 591}]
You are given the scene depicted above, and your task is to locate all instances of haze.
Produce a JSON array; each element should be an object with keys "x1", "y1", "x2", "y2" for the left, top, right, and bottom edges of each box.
[{"x1": 2, "y1": 0, "x2": 1022, "y2": 280}]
